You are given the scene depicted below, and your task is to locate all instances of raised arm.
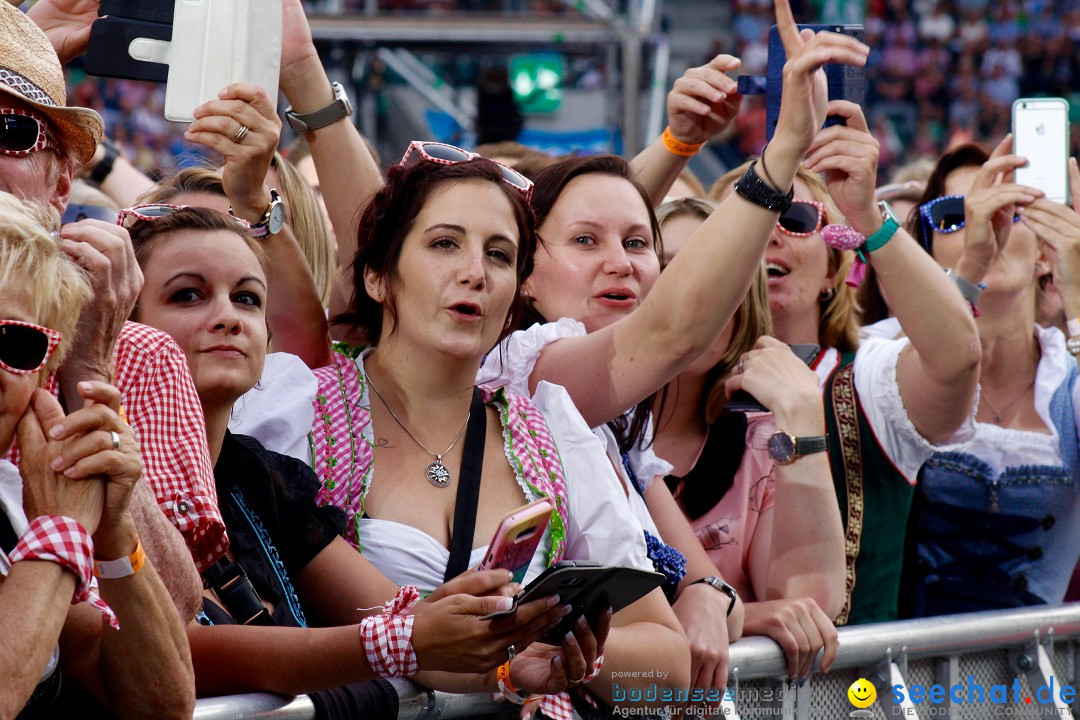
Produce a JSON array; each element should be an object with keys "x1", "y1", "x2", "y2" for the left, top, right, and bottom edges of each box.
[
  {"x1": 805, "y1": 101, "x2": 981, "y2": 443},
  {"x1": 1019, "y1": 158, "x2": 1080, "y2": 329},
  {"x1": 532, "y1": 2, "x2": 870, "y2": 427},
  {"x1": 278, "y1": 0, "x2": 383, "y2": 337},
  {"x1": 629, "y1": 54, "x2": 742, "y2": 206},
  {"x1": 185, "y1": 82, "x2": 330, "y2": 367}
]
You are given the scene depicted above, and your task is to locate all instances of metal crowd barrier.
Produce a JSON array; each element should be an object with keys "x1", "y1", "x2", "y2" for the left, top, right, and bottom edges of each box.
[{"x1": 193, "y1": 603, "x2": 1080, "y2": 720}]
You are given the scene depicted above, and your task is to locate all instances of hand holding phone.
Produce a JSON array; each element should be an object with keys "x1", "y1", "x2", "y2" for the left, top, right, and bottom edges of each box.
[
  {"x1": 725, "y1": 342, "x2": 820, "y2": 413},
  {"x1": 478, "y1": 498, "x2": 554, "y2": 584},
  {"x1": 481, "y1": 560, "x2": 664, "y2": 644},
  {"x1": 1013, "y1": 98, "x2": 1071, "y2": 205}
]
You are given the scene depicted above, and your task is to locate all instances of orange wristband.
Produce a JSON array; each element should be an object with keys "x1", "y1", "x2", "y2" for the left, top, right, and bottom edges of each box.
[
  {"x1": 93, "y1": 537, "x2": 145, "y2": 579},
  {"x1": 661, "y1": 126, "x2": 704, "y2": 157},
  {"x1": 497, "y1": 661, "x2": 537, "y2": 705}
]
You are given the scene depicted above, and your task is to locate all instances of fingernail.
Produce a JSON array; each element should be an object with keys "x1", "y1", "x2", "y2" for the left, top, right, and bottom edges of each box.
[
  {"x1": 606, "y1": 607, "x2": 613, "y2": 617},
  {"x1": 51, "y1": 456, "x2": 63, "y2": 470},
  {"x1": 49, "y1": 425, "x2": 63, "y2": 439},
  {"x1": 508, "y1": 583, "x2": 521, "y2": 595},
  {"x1": 553, "y1": 655, "x2": 563, "y2": 668},
  {"x1": 546, "y1": 594, "x2": 561, "y2": 607},
  {"x1": 577, "y1": 615, "x2": 588, "y2": 629},
  {"x1": 78, "y1": 381, "x2": 92, "y2": 392},
  {"x1": 495, "y1": 597, "x2": 513, "y2": 611},
  {"x1": 564, "y1": 631, "x2": 577, "y2": 644},
  {"x1": 560, "y1": 604, "x2": 573, "y2": 616}
]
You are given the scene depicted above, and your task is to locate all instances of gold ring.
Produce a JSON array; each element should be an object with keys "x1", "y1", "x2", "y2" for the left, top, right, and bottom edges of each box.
[{"x1": 232, "y1": 124, "x2": 250, "y2": 144}]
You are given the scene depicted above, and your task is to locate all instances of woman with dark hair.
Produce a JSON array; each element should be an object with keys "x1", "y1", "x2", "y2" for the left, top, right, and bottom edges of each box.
[
  {"x1": 902, "y1": 138, "x2": 1080, "y2": 616},
  {"x1": 242, "y1": 145, "x2": 688, "y2": 716},
  {"x1": 123, "y1": 203, "x2": 590, "y2": 714}
]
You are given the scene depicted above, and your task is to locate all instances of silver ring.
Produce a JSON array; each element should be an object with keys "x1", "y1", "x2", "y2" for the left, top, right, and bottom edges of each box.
[
  {"x1": 507, "y1": 644, "x2": 517, "y2": 661},
  {"x1": 109, "y1": 430, "x2": 120, "y2": 451},
  {"x1": 232, "y1": 124, "x2": 250, "y2": 144},
  {"x1": 737, "y1": 359, "x2": 746, "y2": 375}
]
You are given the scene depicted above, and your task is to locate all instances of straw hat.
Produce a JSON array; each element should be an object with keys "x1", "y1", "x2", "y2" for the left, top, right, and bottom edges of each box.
[{"x1": 0, "y1": 3, "x2": 102, "y2": 165}]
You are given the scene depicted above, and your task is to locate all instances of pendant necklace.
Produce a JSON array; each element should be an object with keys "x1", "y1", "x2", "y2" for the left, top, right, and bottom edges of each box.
[
  {"x1": 366, "y1": 371, "x2": 470, "y2": 488},
  {"x1": 980, "y1": 377, "x2": 1036, "y2": 424}
]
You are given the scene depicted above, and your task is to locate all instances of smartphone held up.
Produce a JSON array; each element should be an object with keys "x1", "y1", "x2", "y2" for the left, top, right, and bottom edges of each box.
[{"x1": 1012, "y1": 98, "x2": 1071, "y2": 205}]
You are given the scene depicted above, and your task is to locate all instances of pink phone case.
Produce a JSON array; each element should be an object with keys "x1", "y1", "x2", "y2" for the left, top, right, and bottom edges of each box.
[{"x1": 479, "y1": 498, "x2": 554, "y2": 583}]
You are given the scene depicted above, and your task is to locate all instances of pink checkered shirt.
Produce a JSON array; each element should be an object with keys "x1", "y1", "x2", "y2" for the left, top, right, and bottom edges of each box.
[
  {"x1": 5, "y1": 322, "x2": 226, "y2": 571},
  {"x1": 9, "y1": 514, "x2": 118, "y2": 629}
]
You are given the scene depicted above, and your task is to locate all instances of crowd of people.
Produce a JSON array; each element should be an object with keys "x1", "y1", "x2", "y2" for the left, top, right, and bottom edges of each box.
[{"x1": 3, "y1": 0, "x2": 1079, "y2": 719}]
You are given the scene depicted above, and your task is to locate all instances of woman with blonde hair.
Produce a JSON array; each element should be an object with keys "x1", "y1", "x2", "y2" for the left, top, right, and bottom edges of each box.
[
  {"x1": 0, "y1": 196, "x2": 194, "y2": 718},
  {"x1": 703, "y1": 101, "x2": 981, "y2": 626},
  {"x1": 652, "y1": 198, "x2": 844, "y2": 680},
  {"x1": 708, "y1": 164, "x2": 860, "y2": 356}
]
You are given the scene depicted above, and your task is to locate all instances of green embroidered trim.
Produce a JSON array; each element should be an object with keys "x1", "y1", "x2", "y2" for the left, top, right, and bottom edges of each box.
[{"x1": 494, "y1": 388, "x2": 566, "y2": 566}]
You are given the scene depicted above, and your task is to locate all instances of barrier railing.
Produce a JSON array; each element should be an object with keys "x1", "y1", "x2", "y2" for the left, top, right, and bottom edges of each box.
[{"x1": 192, "y1": 603, "x2": 1080, "y2": 720}]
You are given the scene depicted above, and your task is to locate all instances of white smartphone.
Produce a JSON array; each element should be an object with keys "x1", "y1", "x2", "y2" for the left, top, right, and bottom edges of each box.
[
  {"x1": 1012, "y1": 97, "x2": 1071, "y2": 205},
  {"x1": 164, "y1": 0, "x2": 282, "y2": 123}
]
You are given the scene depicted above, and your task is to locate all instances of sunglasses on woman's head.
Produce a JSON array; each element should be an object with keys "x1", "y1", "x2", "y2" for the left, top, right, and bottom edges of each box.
[
  {"x1": 0, "y1": 320, "x2": 61, "y2": 375},
  {"x1": 116, "y1": 203, "x2": 253, "y2": 231},
  {"x1": 400, "y1": 140, "x2": 534, "y2": 202},
  {"x1": 0, "y1": 109, "x2": 56, "y2": 156},
  {"x1": 777, "y1": 200, "x2": 827, "y2": 236}
]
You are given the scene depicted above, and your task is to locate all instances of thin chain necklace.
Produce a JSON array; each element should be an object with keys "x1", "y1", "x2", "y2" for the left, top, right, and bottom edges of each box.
[
  {"x1": 980, "y1": 377, "x2": 1036, "y2": 424},
  {"x1": 365, "y1": 370, "x2": 470, "y2": 488}
]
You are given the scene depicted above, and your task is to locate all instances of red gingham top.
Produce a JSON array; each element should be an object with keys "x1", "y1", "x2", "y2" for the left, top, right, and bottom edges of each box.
[{"x1": 5, "y1": 322, "x2": 226, "y2": 571}]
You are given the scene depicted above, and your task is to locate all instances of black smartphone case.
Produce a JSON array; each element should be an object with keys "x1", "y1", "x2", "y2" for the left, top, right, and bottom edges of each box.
[
  {"x1": 514, "y1": 561, "x2": 664, "y2": 644},
  {"x1": 85, "y1": 17, "x2": 171, "y2": 83}
]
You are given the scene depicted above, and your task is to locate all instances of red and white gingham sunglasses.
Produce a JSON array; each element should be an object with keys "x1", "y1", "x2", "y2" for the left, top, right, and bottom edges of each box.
[
  {"x1": 400, "y1": 141, "x2": 534, "y2": 202},
  {"x1": 0, "y1": 108, "x2": 56, "y2": 156},
  {"x1": 0, "y1": 320, "x2": 62, "y2": 375}
]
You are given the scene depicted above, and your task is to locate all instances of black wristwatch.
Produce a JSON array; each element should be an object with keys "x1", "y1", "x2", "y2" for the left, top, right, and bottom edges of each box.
[
  {"x1": 689, "y1": 576, "x2": 738, "y2": 616},
  {"x1": 90, "y1": 138, "x2": 120, "y2": 185},
  {"x1": 767, "y1": 431, "x2": 829, "y2": 465},
  {"x1": 734, "y1": 161, "x2": 794, "y2": 213}
]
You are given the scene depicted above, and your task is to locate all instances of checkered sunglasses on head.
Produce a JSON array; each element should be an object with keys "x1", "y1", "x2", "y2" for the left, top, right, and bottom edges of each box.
[
  {"x1": 0, "y1": 108, "x2": 56, "y2": 156},
  {"x1": 400, "y1": 141, "x2": 534, "y2": 202},
  {"x1": 0, "y1": 320, "x2": 61, "y2": 375}
]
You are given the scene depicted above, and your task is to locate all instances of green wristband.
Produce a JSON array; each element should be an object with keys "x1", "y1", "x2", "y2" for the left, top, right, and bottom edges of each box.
[{"x1": 865, "y1": 215, "x2": 899, "y2": 253}]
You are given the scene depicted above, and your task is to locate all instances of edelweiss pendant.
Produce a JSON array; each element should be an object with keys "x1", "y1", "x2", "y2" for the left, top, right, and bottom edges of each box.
[{"x1": 426, "y1": 458, "x2": 452, "y2": 488}]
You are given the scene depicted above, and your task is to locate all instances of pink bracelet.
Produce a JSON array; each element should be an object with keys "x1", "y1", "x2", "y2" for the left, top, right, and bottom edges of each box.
[
  {"x1": 359, "y1": 585, "x2": 422, "y2": 678},
  {"x1": 10, "y1": 515, "x2": 119, "y2": 630}
]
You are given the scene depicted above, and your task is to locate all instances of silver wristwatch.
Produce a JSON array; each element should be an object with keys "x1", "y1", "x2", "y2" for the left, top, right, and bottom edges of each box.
[{"x1": 285, "y1": 81, "x2": 353, "y2": 133}]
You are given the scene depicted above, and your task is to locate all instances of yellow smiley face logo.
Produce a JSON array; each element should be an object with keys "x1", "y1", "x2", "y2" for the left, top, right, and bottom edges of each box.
[{"x1": 848, "y1": 678, "x2": 877, "y2": 708}]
